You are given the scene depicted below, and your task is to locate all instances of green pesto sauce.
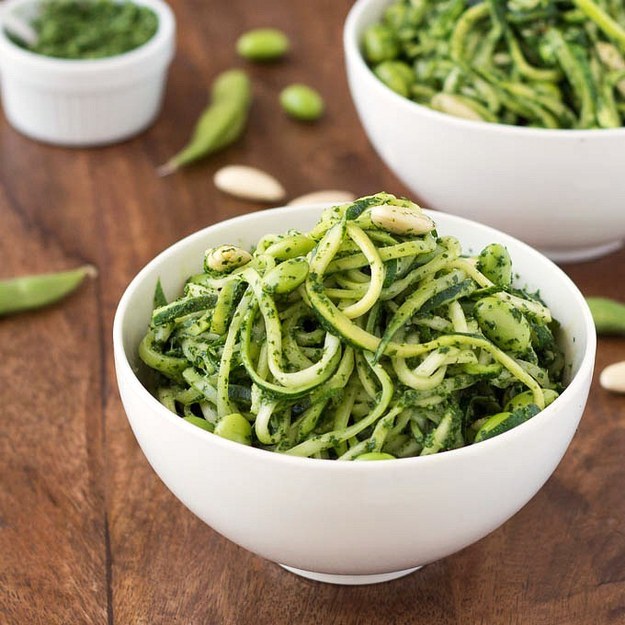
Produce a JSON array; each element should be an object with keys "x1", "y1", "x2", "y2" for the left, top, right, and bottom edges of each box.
[{"x1": 21, "y1": 0, "x2": 158, "y2": 59}]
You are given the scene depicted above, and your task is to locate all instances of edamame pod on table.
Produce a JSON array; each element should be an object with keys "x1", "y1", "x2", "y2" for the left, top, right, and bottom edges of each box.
[
  {"x1": 0, "y1": 265, "x2": 96, "y2": 316},
  {"x1": 586, "y1": 296, "x2": 625, "y2": 335},
  {"x1": 158, "y1": 69, "x2": 252, "y2": 176}
]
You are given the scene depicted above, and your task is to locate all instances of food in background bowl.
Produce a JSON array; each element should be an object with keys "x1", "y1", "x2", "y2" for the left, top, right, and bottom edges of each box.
[
  {"x1": 0, "y1": 0, "x2": 175, "y2": 146},
  {"x1": 113, "y1": 197, "x2": 594, "y2": 584},
  {"x1": 361, "y1": 0, "x2": 625, "y2": 129},
  {"x1": 138, "y1": 193, "x2": 565, "y2": 460},
  {"x1": 344, "y1": 0, "x2": 625, "y2": 263},
  {"x1": 6, "y1": 0, "x2": 158, "y2": 59}
]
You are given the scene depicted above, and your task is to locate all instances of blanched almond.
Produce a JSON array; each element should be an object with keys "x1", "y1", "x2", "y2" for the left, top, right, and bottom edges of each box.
[
  {"x1": 204, "y1": 245, "x2": 252, "y2": 273},
  {"x1": 214, "y1": 165, "x2": 286, "y2": 203},
  {"x1": 288, "y1": 190, "x2": 356, "y2": 206},
  {"x1": 370, "y1": 204, "x2": 435, "y2": 236},
  {"x1": 600, "y1": 361, "x2": 625, "y2": 394}
]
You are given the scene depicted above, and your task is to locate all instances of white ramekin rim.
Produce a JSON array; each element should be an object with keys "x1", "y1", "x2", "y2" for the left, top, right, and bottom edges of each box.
[
  {"x1": 0, "y1": 0, "x2": 176, "y2": 88},
  {"x1": 344, "y1": 0, "x2": 625, "y2": 139}
]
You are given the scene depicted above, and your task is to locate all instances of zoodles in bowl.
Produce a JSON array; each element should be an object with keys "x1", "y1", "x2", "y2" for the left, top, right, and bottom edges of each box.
[
  {"x1": 362, "y1": 0, "x2": 625, "y2": 129},
  {"x1": 139, "y1": 193, "x2": 565, "y2": 460}
]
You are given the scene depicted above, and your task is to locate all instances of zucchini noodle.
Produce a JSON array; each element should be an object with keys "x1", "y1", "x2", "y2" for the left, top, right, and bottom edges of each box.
[
  {"x1": 362, "y1": 0, "x2": 625, "y2": 129},
  {"x1": 139, "y1": 193, "x2": 565, "y2": 460}
]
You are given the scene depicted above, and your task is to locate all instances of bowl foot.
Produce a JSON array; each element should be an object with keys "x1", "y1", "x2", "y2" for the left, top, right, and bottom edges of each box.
[
  {"x1": 542, "y1": 239, "x2": 623, "y2": 264},
  {"x1": 279, "y1": 564, "x2": 422, "y2": 585}
]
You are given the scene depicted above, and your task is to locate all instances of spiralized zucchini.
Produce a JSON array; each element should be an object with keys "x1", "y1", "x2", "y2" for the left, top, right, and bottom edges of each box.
[
  {"x1": 139, "y1": 193, "x2": 564, "y2": 460},
  {"x1": 362, "y1": 0, "x2": 625, "y2": 129}
]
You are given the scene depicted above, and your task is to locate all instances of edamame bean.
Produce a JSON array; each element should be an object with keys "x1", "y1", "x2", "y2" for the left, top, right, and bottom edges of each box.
[
  {"x1": 374, "y1": 60, "x2": 415, "y2": 97},
  {"x1": 214, "y1": 412, "x2": 252, "y2": 445},
  {"x1": 474, "y1": 296, "x2": 531, "y2": 353},
  {"x1": 262, "y1": 258, "x2": 309, "y2": 294},
  {"x1": 236, "y1": 28, "x2": 290, "y2": 62},
  {"x1": 362, "y1": 23, "x2": 399, "y2": 64},
  {"x1": 384, "y1": 2, "x2": 426, "y2": 32},
  {"x1": 504, "y1": 388, "x2": 558, "y2": 412},
  {"x1": 158, "y1": 69, "x2": 252, "y2": 176},
  {"x1": 477, "y1": 243, "x2": 513, "y2": 287},
  {"x1": 354, "y1": 452, "x2": 396, "y2": 461},
  {"x1": 586, "y1": 296, "x2": 625, "y2": 335},
  {"x1": 473, "y1": 404, "x2": 539, "y2": 443},
  {"x1": 263, "y1": 233, "x2": 316, "y2": 259},
  {"x1": 0, "y1": 265, "x2": 95, "y2": 316},
  {"x1": 280, "y1": 84, "x2": 325, "y2": 121}
]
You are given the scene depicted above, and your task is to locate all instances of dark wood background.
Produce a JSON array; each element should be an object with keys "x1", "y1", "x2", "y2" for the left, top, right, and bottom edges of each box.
[{"x1": 1, "y1": 1, "x2": 624, "y2": 623}]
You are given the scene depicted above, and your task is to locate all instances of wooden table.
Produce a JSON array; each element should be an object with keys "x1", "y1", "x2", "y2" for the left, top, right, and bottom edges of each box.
[{"x1": 2, "y1": 1, "x2": 625, "y2": 623}]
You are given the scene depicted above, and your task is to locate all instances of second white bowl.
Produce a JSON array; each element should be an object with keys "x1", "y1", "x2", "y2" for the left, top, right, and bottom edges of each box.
[{"x1": 344, "y1": 0, "x2": 625, "y2": 263}]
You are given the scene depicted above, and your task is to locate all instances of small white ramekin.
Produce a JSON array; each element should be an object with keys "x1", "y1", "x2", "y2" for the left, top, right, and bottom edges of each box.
[{"x1": 0, "y1": 0, "x2": 176, "y2": 146}]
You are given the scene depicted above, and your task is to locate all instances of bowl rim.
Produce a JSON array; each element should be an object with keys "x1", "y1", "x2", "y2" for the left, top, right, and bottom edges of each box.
[
  {"x1": 113, "y1": 203, "x2": 596, "y2": 471},
  {"x1": 344, "y1": 0, "x2": 625, "y2": 138},
  {"x1": 0, "y1": 0, "x2": 175, "y2": 70}
]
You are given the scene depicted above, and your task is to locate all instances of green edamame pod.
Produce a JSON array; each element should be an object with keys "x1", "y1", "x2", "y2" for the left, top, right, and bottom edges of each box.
[
  {"x1": 236, "y1": 28, "x2": 290, "y2": 62},
  {"x1": 280, "y1": 84, "x2": 325, "y2": 121},
  {"x1": 0, "y1": 265, "x2": 96, "y2": 316},
  {"x1": 586, "y1": 296, "x2": 625, "y2": 335},
  {"x1": 158, "y1": 69, "x2": 252, "y2": 175},
  {"x1": 214, "y1": 412, "x2": 252, "y2": 445},
  {"x1": 477, "y1": 243, "x2": 512, "y2": 287},
  {"x1": 474, "y1": 296, "x2": 532, "y2": 353}
]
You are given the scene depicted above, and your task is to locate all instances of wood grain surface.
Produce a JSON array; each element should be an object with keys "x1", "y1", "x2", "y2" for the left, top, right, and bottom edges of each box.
[{"x1": 1, "y1": 1, "x2": 624, "y2": 623}]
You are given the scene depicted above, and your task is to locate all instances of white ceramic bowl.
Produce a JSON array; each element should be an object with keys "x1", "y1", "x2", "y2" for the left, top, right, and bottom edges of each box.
[
  {"x1": 344, "y1": 0, "x2": 625, "y2": 263},
  {"x1": 113, "y1": 205, "x2": 595, "y2": 585},
  {"x1": 0, "y1": 0, "x2": 175, "y2": 146}
]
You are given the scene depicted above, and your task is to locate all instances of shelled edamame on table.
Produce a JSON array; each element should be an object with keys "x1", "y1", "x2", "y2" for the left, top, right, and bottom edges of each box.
[
  {"x1": 138, "y1": 193, "x2": 565, "y2": 460},
  {"x1": 363, "y1": 0, "x2": 625, "y2": 129}
]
